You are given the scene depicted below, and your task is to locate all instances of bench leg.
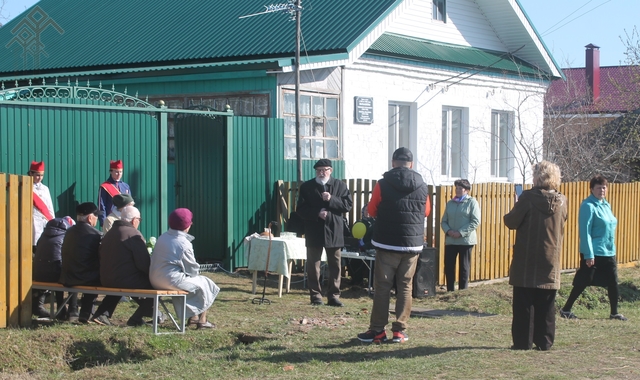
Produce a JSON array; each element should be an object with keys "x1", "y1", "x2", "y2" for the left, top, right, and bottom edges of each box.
[{"x1": 287, "y1": 261, "x2": 293, "y2": 294}]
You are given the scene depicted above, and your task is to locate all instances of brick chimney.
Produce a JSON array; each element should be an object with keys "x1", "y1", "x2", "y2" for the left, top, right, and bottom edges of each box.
[{"x1": 585, "y1": 43, "x2": 600, "y2": 102}]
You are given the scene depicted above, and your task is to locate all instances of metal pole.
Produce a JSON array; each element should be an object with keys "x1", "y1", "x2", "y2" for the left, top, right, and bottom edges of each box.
[{"x1": 295, "y1": 0, "x2": 302, "y2": 184}]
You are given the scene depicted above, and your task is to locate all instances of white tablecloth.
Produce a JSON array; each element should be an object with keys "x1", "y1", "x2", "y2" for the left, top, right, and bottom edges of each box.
[{"x1": 244, "y1": 236, "x2": 309, "y2": 278}]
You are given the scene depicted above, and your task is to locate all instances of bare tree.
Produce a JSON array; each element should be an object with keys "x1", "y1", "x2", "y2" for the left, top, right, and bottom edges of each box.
[
  {"x1": 544, "y1": 30, "x2": 640, "y2": 183},
  {"x1": 0, "y1": 0, "x2": 6, "y2": 27}
]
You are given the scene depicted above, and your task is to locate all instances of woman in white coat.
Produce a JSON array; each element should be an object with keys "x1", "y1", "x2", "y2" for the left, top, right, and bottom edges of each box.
[{"x1": 149, "y1": 208, "x2": 219, "y2": 329}]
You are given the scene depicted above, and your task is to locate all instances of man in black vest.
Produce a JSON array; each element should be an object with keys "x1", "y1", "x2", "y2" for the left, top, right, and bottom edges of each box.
[
  {"x1": 296, "y1": 159, "x2": 353, "y2": 306},
  {"x1": 357, "y1": 147, "x2": 430, "y2": 343}
]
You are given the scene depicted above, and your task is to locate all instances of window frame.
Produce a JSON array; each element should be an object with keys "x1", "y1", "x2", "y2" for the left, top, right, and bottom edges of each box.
[
  {"x1": 388, "y1": 102, "x2": 412, "y2": 164},
  {"x1": 441, "y1": 106, "x2": 467, "y2": 178},
  {"x1": 490, "y1": 110, "x2": 513, "y2": 178},
  {"x1": 282, "y1": 90, "x2": 341, "y2": 160},
  {"x1": 433, "y1": 0, "x2": 446, "y2": 22}
]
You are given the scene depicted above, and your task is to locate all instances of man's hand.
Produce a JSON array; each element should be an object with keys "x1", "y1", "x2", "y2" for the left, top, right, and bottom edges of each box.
[
  {"x1": 319, "y1": 208, "x2": 328, "y2": 220},
  {"x1": 321, "y1": 192, "x2": 331, "y2": 201}
]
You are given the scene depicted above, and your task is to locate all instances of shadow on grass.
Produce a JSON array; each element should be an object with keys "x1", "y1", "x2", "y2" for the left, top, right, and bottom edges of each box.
[
  {"x1": 259, "y1": 339, "x2": 500, "y2": 363},
  {"x1": 66, "y1": 338, "x2": 152, "y2": 371}
]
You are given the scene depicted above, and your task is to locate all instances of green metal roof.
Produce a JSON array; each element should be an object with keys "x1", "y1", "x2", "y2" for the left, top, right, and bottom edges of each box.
[
  {"x1": 0, "y1": 0, "x2": 402, "y2": 75},
  {"x1": 368, "y1": 33, "x2": 543, "y2": 76}
]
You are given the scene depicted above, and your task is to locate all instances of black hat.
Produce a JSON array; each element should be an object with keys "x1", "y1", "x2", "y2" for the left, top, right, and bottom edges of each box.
[
  {"x1": 313, "y1": 159, "x2": 332, "y2": 169},
  {"x1": 113, "y1": 194, "x2": 134, "y2": 208},
  {"x1": 392, "y1": 147, "x2": 413, "y2": 162},
  {"x1": 76, "y1": 202, "x2": 99, "y2": 216}
]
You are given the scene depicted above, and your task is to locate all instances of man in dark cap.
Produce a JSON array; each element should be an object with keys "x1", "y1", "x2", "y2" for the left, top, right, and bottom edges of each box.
[
  {"x1": 102, "y1": 193, "x2": 135, "y2": 233},
  {"x1": 59, "y1": 202, "x2": 120, "y2": 324},
  {"x1": 357, "y1": 147, "x2": 430, "y2": 344},
  {"x1": 296, "y1": 159, "x2": 353, "y2": 306}
]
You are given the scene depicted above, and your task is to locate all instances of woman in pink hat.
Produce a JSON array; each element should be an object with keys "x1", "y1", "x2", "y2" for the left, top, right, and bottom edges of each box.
[{"x1": 149, "y1": 208, "x2": 220, "y2": 329}]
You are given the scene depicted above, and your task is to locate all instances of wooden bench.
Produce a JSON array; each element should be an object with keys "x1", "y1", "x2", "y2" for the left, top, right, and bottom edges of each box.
[{"x1": 32, "y1": 281, "x2": 188, "y2": 335}]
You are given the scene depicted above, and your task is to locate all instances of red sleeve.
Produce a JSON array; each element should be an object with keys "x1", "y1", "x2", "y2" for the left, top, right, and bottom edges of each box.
[
  {"x1": 425, "y1": 193, "x2": 431, "y2": 217},
  {"x1": 367, "y1": 183, "x2": 382, "y2": 217}
]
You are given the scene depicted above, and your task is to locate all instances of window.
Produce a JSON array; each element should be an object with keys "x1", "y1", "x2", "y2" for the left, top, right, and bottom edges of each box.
[
  {"x1": 433, "y1": 0, "x2": 446, "y2": 22},
  {"x1": 388, "y1": 103, "x2": 411, "y2": 163},
  {"x1": 441, "y1": 107, "x2": 465, "y2": 178},
  {"x1": 282, "y1": 91, "x2": 340, "y2": 159},
  {"x1": 491, "y1": 110, "x2": 512, "y2": 177}
]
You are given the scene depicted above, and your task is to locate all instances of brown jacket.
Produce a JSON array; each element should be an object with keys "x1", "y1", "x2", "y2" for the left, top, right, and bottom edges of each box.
[
  {"x1": 99, "y1": 220, "x2": 152, "y2": 289},
  {"x1": 504, "y1": 187, "x2": 568, "y2": 290}
]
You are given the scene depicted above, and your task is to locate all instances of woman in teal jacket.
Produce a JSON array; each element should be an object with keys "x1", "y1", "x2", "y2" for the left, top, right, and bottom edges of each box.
[
  {"x1": 560, "y1": 175, "x2": 627, "y2": 321},
  {"x1": 441, "y1": 179, "x2": 481, "y2": 291}
]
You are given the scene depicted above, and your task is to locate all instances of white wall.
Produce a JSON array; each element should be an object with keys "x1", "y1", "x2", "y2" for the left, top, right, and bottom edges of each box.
[
  {"x1": 341, "y1": 58, "x2": 547, "y2": 185},
  {"x1": 387, "y1": 0, "x2": 508, "y2": 52}
]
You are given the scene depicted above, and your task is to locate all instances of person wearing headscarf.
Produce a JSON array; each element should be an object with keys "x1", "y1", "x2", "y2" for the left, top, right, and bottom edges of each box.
[{"x1": 149, "y1": 208, "x2": 220, "y2": 329}]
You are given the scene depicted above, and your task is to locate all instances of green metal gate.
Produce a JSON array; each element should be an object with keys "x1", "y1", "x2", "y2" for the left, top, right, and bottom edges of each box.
[
  {"x1": 0, "y1": 84, "x2": 166, "y2": 239},
  {"x1": 173, "y1": 109, "x2": 226, "y2": 263}
]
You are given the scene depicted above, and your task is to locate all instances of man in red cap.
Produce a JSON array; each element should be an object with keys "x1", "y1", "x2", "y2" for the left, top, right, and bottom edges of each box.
[
  {"x1": 29, "y1": 161, "x2": 55, "y2": 252},
  {"x1": 98, "y1": 159, "x2": 131, "y2": 228}
]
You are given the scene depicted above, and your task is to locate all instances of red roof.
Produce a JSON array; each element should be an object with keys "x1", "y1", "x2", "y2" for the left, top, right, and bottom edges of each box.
[{"x1": 546, "y1": 65, "x2": 640, "y2": 114}]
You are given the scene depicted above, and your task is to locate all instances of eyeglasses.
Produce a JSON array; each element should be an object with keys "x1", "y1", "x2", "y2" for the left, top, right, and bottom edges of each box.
[
  {"x1": 134, "y1": 217, "x2": 142, "y2": 222},
  {"x1": 315, "y1": 168, "x2": 331, "y2": 173}
]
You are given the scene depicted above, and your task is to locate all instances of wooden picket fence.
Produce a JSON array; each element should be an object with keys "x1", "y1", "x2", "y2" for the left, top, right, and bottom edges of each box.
[
  {"x1": 277, "y1": 180, "x2": 640, "y2": 286},
  {"x1": 1, "y1": 173, "x2": 33, "y2": 328}
]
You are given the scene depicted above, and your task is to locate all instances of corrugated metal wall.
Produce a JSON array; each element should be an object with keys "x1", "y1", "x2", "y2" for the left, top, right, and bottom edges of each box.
[
  {"x1": 228, "y1": 116, "x2": 344, "y2": 269},
  {"x1": 0, "y1": 100, "x2": 160, "y2": 239}
]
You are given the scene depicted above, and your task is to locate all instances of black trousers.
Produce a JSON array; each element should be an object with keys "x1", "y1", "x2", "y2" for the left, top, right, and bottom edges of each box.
[
  {"x1": 512, "y1": 286, "x2": 557, "y2": 350},
  {"x1": 444, "y1": 245, "x2": 472, "y2": 291},
  {"x1": 80, "y1": 294, "x2": 120, "y2": 319}
]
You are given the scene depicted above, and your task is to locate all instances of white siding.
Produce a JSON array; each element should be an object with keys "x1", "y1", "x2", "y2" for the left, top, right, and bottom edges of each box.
[
  {"x1": 387, "y1": 0, "x2": 508, "y2": 52},
  {"x1": 341, "y1": 58, "x2": 546, "y2": 185}
]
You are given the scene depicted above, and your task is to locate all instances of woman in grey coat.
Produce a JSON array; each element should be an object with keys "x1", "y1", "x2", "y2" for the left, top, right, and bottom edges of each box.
[{"x1": 149, "y1": 208, "x2": 220, "y2": 329}]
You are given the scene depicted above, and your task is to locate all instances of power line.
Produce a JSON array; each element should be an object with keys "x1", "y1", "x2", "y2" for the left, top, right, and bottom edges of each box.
[{"x1": 541, "y1": 0, "x2": 612, "y2": 37}]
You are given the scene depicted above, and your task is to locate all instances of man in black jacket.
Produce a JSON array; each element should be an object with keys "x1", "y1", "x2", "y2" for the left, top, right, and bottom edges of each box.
[
  {"x1": 357, "y1": 147, "x2": 429, "y2": 344},
  {"x1": 296, "y1": 159, "x2": 353, "y2": 306},
  {"x1": 59, "y1": 202, "x2": 119, "y2": 324}
]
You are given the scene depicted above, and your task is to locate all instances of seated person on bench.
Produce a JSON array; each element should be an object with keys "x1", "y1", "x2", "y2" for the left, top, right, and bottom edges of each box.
[
  {"x1": 33, "y1": 216, "x2": 76, "y2": 319},
  {"x1": 99, "y1": 205, "x2": 164, "y2": 327},
  {"x1": 59, "y1": 202, "x2": 120, "y2": 324},
  {"x1": 150, "y1": 208, "x2": 220, "y2": 330}
]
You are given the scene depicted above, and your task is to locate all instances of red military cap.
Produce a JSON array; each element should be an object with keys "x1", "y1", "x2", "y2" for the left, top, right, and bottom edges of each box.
[
  {"x1": 30, "y1": 161, "x2": 45, "y2": 172},
  {"x1": 110, "y1": 160, "x2": 124, "y2": 170}
]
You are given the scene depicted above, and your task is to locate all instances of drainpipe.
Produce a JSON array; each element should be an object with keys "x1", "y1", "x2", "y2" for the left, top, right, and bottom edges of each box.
[{"x1": 585, "y1": 43, "x2": 600, "y2": 102}]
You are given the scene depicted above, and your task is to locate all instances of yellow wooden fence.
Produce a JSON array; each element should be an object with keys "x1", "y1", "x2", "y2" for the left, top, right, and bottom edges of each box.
[
  {"x1": 1, "y1": 173, "x2": 33, "y2": 328},
  {"x1": 278, "y1": 180, "x2": 640, "y2": 286}
]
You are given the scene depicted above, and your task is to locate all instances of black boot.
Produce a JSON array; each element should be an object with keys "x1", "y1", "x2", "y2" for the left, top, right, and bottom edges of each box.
[{"x1": 32, "y1": 291, "x2": 50, "y2": 318}]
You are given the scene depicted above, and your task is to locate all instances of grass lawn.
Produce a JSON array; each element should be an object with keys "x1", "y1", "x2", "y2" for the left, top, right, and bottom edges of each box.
[{"x1": 2, "y1": 265, "x2": 640, "y2": 379}]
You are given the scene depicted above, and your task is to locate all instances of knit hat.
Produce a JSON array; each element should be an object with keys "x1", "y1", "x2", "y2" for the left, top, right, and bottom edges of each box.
[
  {"x1": 113, "y1": 194, "x2": 134, "y2": 208},
  {"x1": 110, "y1": 160, "x2": 124, "y2": 170},
  {"x1": 30, "y1": 161, "x2": 45, "y2": 172},
  {"x1": 169, "y1": 208, "x2": 193, "y2": 230}
]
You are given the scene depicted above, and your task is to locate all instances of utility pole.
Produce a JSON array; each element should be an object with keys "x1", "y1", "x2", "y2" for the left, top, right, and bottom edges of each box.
[{"x1": 240, "y1": 1, "x2": 304, "y2": 184}]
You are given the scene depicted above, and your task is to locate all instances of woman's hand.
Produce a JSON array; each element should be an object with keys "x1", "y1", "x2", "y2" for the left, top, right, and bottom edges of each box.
[{"x1": 586, "y1": 259, "x2": 595, "y2": 267}]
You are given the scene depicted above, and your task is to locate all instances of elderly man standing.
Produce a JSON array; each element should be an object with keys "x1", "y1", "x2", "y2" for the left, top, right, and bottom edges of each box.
[
  {"x1": 100, "y1": 206, "x2": 163, "y2": 327},
  {"x1": 98, "y1": 159, "x2": 131, "y2": 228},
  {"x1": 357, "y1": 147, "x2": 430, "y2": 344},
  {"x1": 59, "y1": 202, "x2": 120, "y2": 324},
  {"x1": 29, "y1": 161, "x2": 55, "y2": 253},
  {"x1": 102, "y1": 193, "x2": 135, "y2": 234},
  {"x1": 296, "y1": 159, "x2": 353, "y2": 307}
]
